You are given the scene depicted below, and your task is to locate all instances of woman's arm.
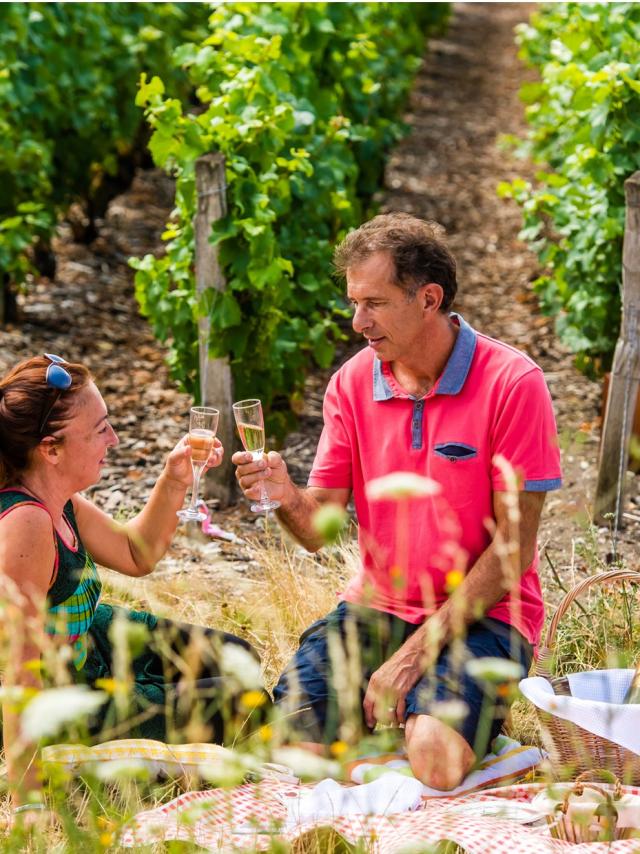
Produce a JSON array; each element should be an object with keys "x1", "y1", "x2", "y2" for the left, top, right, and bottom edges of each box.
[
  {"x1": 0, "y1": 507, "x2": 54, "y2": 808},
  {"x1": 74, "y1": 436, "x2": 223, "y2": 576}
]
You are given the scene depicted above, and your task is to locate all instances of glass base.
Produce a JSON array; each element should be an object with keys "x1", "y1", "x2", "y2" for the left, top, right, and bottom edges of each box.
[
  {"x1": 250, "y1": 499, "x2": 281, "y2": 513},
  {"x1": 177, "y1": 507, "x2": 207, "y2": 523}
]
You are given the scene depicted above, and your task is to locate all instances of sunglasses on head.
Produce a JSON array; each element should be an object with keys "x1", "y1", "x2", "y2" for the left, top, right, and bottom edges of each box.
[{"x1": 38, "y1": 353, "x2": 72, "y2": 438}]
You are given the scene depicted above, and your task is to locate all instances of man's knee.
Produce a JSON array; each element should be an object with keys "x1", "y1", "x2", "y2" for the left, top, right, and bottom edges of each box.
[{"x1": 405, "y1": 713, "x2": 475, "y2": 790}]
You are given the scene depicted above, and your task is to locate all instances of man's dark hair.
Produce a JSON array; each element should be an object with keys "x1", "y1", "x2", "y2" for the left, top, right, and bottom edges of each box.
[{"x1": 333, "y1": 212, "x2": 457, "y2": 312}]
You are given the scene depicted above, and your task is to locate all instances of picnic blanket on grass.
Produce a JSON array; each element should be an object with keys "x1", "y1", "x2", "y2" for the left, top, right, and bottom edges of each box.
[
  {"x1": 120, "y1": 782, "x2": 640, "y2": 852},
  {"x1": 118, "y1": 739, "x2": 548, "y2": 851}
]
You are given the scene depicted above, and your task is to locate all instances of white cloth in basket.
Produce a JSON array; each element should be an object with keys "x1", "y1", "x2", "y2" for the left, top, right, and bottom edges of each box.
[{"x1": 519, "y1": 669, "x2": 640, "y2": 755}]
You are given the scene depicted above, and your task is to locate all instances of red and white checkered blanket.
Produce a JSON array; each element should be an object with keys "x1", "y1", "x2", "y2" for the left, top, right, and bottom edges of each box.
[{"x1": 119, "y1": 782, "x2": 640, "y2": 852}]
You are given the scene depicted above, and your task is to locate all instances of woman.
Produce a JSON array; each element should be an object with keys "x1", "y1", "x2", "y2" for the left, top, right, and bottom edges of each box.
[{"x1": 0, "y1": 354, "x2": 264, "y2": 817}]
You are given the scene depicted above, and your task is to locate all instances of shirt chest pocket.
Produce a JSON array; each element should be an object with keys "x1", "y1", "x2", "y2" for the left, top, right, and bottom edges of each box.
[
  {"x1": 431, "y1": 442, "x2": 480, "y2": 505},
  {"x1": 433, "y1": 442, "x2": 478, "y2": 462}
]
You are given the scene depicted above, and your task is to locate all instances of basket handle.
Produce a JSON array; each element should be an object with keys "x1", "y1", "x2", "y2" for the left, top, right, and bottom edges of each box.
[
  {"x1": 573, "y1": 769, "x2": 622, "y2": 799},
  {"x1": 535, "y1": 569, "x2": 640, "y2": 677},
  {"x1": 560, "y1": 770, "x2": 622, "y2": 815}
]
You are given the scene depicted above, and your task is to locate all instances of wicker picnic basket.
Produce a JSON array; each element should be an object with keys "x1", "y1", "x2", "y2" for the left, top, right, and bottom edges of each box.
[
  {"x1": 547, "y1": 770, "x2": 640, "y2": 843},
  {"x1": 533, "y1": 569, "x2": 640, "y2": 784}
]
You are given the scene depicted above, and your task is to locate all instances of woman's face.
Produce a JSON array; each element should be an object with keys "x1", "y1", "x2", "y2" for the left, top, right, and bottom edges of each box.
[{"x1": 55, "y1": 382, "x2": 119, "y2": 490}]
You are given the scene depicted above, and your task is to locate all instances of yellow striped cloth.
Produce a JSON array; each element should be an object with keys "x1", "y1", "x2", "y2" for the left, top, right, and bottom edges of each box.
[{"x1": 42, "y1": 739, "x2": 234, "y2": 776}]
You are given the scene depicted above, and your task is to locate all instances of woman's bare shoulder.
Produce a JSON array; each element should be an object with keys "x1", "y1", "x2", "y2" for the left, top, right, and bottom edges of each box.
[
  {"x1": 0, "y1": 498, "x2": 52, "y2": 527},
  {"x1": 0, "y1": 504, "x2": 56, "y2": 585}
]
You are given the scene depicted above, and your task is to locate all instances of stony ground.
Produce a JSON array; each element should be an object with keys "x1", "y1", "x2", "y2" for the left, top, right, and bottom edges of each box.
[{"x1": 1, "y1": 2, "x2": 638, "y2": 614}]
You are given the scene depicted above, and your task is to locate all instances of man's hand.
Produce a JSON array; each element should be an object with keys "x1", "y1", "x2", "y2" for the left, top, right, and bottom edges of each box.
[
  {"x1": 232, "y1": 452, "x2": 350, "y2": 551},
  {"x1": 232, "y1": 450, "x2": 290, "y2": 505},
  {"x1": 363, "y1": 641, "x2": 424, "y2": 729}
]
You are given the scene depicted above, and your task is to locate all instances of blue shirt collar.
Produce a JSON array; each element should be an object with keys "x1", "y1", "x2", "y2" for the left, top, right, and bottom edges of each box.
[{"x1": 372, "y1": 312, "x2": 477, "y2": 401}]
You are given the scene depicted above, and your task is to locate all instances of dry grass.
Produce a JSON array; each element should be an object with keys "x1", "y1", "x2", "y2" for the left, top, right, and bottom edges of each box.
[
  {"x1": 504, "y1": 698, "x2": 543, "y2": 748},
  {"x1": 2, "y1": 523, "x2": 638, "y2": 852},
  {"x1": 550, "y1": 580, "x2": 640, "y2": 677},
  {"x1": 101, "y1": 524, "x2": 639, "y2": 753},
  {"x1": 114, "y1": 528, "x2": 359, "y2": 691}
]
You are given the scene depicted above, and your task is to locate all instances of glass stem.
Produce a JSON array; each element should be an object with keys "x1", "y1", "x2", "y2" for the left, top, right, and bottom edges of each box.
[
  {"x1": 258, "y1": 453, "x2": 270, "y2": 506},
  {"x1": 189, "y1": 463, "x2": 203, "y2": 511}
]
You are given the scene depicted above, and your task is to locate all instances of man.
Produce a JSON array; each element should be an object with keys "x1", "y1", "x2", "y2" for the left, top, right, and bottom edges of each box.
[{"x1": 233, "y1": 213, "x2": 562, "y2": 790}]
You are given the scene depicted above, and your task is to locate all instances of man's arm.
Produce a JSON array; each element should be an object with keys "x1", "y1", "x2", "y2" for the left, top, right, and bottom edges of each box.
[
  {"x1": 363, "y1": 489, "x2": 546, "y2": 727},
  {"x1": 232, "y1": 450, "x2": 350, "y2": 551},
  {"x1": 424, "y1": 488, "x2": 545, "y2": 645}
]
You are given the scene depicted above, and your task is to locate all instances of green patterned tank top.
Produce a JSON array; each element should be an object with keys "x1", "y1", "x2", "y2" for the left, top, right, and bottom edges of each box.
[{"x1": 0, "y1": 489, "x2": 102, "y2": 669}]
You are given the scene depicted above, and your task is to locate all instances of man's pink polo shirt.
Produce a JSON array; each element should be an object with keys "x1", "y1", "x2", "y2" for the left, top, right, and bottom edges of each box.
[{"x1": 307, "y1": 314, "x2": 562, "y2": 647}]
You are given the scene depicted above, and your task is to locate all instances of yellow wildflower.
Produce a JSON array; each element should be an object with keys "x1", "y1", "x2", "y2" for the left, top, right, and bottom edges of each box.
[
  {"x1": 94, "y1": 678, "x2": 118, "y2": 694},
  {"x1": 240, "y1": 690, "x2": 267, "y2": 710},
  {"x1": 445, "y1": 569, "x2": 464, "y2": 592},
  {"x1": 330, "y1": 740, "x2": 349, "y2": 758},
  {"x1": 259, "y1": 724, "x2": 273, "y2": 742}
]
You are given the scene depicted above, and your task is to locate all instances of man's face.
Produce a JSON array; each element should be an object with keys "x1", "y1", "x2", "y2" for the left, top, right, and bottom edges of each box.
[{"x1": 347, "y1": 251, "x2": 427, "y2": 363}]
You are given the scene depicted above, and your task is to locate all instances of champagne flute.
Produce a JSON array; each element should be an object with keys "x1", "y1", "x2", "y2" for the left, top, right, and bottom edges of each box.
[
  {"x1": 232, "y1": 398, "x2": 280, "y2": 513},
  {"x1": 177, "y1": 406, "x2": 219, "y2": 523}
]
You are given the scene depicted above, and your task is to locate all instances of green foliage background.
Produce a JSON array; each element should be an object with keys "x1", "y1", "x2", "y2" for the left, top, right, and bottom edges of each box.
[
  {"x1": 0, "y1": 2, "x2": 206, "y2": 288},
  {"x1": 132, "y1": 2, "x2": 449, "y2": 436},
  {"x1": 499, "y1": 2, "x2": 640, "y2": 376}
]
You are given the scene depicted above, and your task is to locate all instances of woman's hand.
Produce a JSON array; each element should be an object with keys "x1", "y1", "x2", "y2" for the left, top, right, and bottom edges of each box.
[
  {"x1": 73, "y1": 434, "x2": 225, "y2": 578},
  {"x1": 163, "y1": 435, "x2": 224, "y2": 488}
]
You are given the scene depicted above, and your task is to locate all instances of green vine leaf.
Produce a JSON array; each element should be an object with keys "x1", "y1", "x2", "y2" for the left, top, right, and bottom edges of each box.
[
  {"x1": 130, "y1": 2, "x2": 450, "y2": 436},
  {"x1": 503, "y1": 2, "x2": 638, "y2": 377}
]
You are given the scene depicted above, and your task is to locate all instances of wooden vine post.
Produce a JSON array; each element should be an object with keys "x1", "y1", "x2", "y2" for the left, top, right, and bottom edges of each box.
[
  {"x1": 594, "y1": 171, "x2": 640, "y2": 525},
  {"x1": 194, "y1": 152, "x2": 235, "y2": 506}
]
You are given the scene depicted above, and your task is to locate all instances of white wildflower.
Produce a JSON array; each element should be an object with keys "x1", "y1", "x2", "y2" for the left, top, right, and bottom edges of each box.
[
  {"x1": 430, "y1": 699, "x2": 469, "y2": 729},
  {"x1": 272, "y1": 746, "x2": 341, "y2": 782},
  {"x1": 0, "y1": 686, "x2": 27, "y2": 704},
  {"x1": 91, "y1": 759, "x2": 152, "y2": 783},
  {"x1": 366, "y1": 472, "x2": 441, "y2": 501},
  {"x1": 312, "y1": 503, "x2": 348, "y2": 544},
  {"x1": 21, "y1": 685, "x2": 107, "y2": 741},
  {"x1": 218, "y1": 644, "x2": 263, "y2": 690},
  {"x1": 465, "y1": 657, "x2": 524, "y2": 685},
  {"x1": 197, "y1": 753, "x2": 249, "y2": 788}
]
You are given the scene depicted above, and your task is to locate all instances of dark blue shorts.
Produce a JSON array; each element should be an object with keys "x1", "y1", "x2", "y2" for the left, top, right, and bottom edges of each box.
[{"x1": 273, "y1": 601, "x2": 532, "y2": 755}]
